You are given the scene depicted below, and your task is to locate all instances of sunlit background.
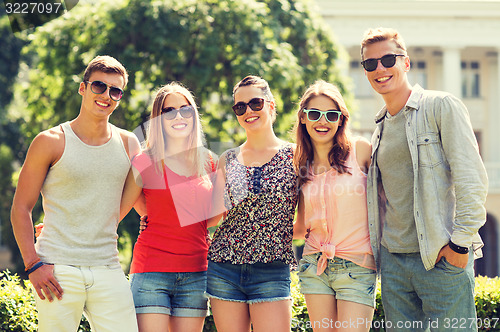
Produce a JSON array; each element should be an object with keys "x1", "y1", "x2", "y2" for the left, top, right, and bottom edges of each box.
[{"x1": 1, "y1": 0, "x2": 499, "y2": 278}]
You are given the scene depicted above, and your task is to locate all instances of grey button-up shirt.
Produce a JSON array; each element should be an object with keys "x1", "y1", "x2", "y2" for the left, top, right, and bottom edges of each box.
[{"x1": 367, "y1": 84, "x2": 488, "y2": 271}]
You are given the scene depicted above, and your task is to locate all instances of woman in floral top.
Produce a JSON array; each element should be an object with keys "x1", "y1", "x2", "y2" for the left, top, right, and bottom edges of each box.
[{"x1": 206, "y1": 76, "x2": 298, "y2": 332}]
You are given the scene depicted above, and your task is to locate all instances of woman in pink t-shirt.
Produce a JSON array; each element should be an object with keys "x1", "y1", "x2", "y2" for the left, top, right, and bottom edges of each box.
[
  {"x1": 120, "y1": 82, "x2": 219, "y2": 332},
  {"x1": 293, "y1": 81, "x2": 375, "y2": 331}
]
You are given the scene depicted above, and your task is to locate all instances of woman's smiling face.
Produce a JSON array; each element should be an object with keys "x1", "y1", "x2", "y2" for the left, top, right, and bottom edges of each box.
[
  {"x1": 301, "y1": 94, "x2": 340, "y2": 147},
  {"x1": 233, "y1": 85, "x2": 274, "y2": 132},
  {"x1": 161, "y1": 92, "x2": 194, "y2": 140}
]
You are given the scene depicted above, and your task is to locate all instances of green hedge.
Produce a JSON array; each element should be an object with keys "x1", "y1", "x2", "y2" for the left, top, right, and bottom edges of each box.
[
  {"x1": 0, "y1": 271, "x2": 90, "y2": 332},
  {"x1": 1, "y1": 270, "x2": 499, "y2": 331}
]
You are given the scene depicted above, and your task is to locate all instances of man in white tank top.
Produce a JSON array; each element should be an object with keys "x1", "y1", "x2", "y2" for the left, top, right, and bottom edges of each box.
[{"x1": 11, "y1": 55, "x2": 140, "y2": 332}]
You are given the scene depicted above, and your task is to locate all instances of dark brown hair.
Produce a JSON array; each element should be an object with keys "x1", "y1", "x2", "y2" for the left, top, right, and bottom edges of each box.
[
  {"x1": 233, "y1": 75, "x2": 276, "y2": 122},
  {"x1": 83, "y1": 55, "x2": 128, "y2": 87},
  {"x1": 293, "y1": 80, "x2": 351, "y2": 188}
]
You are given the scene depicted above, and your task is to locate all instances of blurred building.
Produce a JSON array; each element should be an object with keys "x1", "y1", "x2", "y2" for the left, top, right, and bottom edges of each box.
[{"x1": 315, "y1": 0, "x2": 500, "y2": 276}]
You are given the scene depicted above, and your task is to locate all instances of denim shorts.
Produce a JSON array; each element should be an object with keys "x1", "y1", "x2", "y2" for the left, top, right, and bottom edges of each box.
[
  {"x1": 206, "y1": 260, "x2": 291, "y2": 304},
  {"x1": 129, "y1": 271, "x2": 208, "y2": 317},
  {"x1": 298, "y1": 253, "x2": 376, "y2": 308}
]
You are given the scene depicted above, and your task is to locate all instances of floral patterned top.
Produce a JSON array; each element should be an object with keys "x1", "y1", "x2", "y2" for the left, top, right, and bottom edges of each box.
[{"x1": 208, "y1": 145, "x2": 298, "y2": 265}]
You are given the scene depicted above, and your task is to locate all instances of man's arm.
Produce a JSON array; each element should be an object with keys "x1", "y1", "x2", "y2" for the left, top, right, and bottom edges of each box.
[
  {"x1": 10, "y1": 129, "x2": 64, "y2": 301},
  {"x1": 119, "y1": 129, "x2": 141, "y2": 161},
  {"x1": 118, "y1": 129, "x2": 143, "y2": 220},
  {"x1": 119, "y1": 168, "x2": 143, "y2": 221},
  {"x1": 436, "y1": 95, "x2": 488, "y2": 268},
  {"x1": 133, "y1": 192, "x2": 147, "y2": 217}
]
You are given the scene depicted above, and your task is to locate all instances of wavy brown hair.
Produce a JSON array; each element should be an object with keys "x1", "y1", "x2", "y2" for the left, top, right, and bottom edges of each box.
[{"x1": 293, "y1": 80, "x2": 352, "y2": 188}]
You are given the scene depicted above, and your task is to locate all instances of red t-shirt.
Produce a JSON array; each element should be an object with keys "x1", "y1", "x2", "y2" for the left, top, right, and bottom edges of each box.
[{"x1": 130, "y1": 152, "x2": 214, "y2": 273}]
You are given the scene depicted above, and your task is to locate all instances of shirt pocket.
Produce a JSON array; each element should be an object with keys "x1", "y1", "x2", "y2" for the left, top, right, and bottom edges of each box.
[{"x1": 416, "y1": 132, "x2": 445, "y2": 167}]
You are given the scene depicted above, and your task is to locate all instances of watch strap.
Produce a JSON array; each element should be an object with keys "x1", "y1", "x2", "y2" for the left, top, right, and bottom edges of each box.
[{"x1": 448, "y1": 241, "x2": 469, "y2": 254}]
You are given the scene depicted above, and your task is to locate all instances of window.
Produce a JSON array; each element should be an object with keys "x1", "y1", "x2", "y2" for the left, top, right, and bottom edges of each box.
[
  {"x1": 461, "y1": 61, "x2": 480, "y2": 98},
  {"x1": 350, "y1": 61, "x2": 373, "y2": 98},
  {"x1": 408, "y1": 61, "x2": 427, "y2": 88}
]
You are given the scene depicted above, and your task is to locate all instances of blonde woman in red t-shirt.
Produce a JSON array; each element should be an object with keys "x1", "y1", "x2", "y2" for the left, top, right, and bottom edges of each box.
[
  {"x1": 120, "y1": 82, "x2": 219, "y2": 332},
  {"x1": 293, "y1": 81, "x2": 375, "y2": 332}
]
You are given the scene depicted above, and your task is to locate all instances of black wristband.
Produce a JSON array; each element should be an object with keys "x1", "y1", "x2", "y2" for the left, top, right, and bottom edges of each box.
[
  {"x1": 448, "y1": 241, "x2": 469, "y2": 254},
  {"x1": 26, "y1": 261, "x2": 45, "y2": 275}
]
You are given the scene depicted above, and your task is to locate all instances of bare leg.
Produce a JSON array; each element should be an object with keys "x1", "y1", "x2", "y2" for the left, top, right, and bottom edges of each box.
[
  {"x1": 137, "y1": 313, "x2": 170, "y2": 332},
  {"x1": 210, "y1": 298, "x2": 251, "y2": 332},
  {"x1": 336, "y1": 299, "x2": 374, "y2": 332},
  {"x1": 304, "y1": 294, "x2": 337, "y2": 331},
  {"x1": 169, "y1": 316, "x2": 205, "y2": 332},
  {"x1": 249, "y1": 299, "x2": 292, "y2": 332}
]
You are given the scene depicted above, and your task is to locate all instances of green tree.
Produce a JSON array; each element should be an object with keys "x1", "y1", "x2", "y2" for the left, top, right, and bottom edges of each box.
[
  {"x1": 0, "y1": 12, "x2": 27, "y2": 271},
  {"x1": 0, "y1": 14, "x2": 26, "y2": 109},
  {"x1": 9, "y1": 0, "x2": 351, "y2": 272},
  {"x1": 18, "y1": 0, "x2": 350, "y2": 143},
  {"x1": 0, "y1": 12, "x2": 26, "y2": 160}
]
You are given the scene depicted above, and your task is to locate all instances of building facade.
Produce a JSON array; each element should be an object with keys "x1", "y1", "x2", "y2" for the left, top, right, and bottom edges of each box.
[{"x1": 315, "y1": 0, "x2": 500, "y2": 276}]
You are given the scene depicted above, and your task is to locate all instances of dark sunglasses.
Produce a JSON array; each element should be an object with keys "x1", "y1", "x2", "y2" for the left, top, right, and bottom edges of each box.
[
  {"x1": 161, "y1": 105, "x2": 195, "y2": 120},
  {"x1": 303, "y1": 109, "x2": 342, "y2": 123},
  {"x1": 361, "y1": 54, "x2": 405, "y2": 72},
  {"x1": 232, "y1": 98, "x2": 266, "y2": 116},
  {"x1": 85, "y1": 80, "x2": 124, "y2": 101}
]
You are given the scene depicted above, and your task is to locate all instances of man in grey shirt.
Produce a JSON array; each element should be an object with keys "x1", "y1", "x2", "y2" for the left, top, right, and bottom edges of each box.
[{"x1": 361, "y1": 27, "x2": 488, "y2": 331}]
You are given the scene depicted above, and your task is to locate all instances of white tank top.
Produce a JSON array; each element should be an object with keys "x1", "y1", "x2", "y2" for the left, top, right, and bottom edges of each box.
[{"x1": 36, "y1": 121, "x2": 130, "y2": 266}]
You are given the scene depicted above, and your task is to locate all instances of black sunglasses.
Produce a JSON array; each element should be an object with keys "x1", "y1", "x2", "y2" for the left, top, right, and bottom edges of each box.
[
  {"x1": 85, "y1": 80, "x2": 124, "y2": 101},
  {"x1": 232, "y1": 98, "x2": 266, "y2": 116},
  {"x1": 361, "y1": 54, "x2": 405, "y2": 72},
  {"x1": 303, "y1": 109, "x2": 342, "y2": 123},
  {"x1": 161, "y1": 105, "x2": 195, "y2": 120}
]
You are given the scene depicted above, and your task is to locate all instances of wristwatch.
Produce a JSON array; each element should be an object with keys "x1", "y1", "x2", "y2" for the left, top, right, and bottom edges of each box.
[{"x1": 448, "y1": 241, "x2": 469, "y2": 254}]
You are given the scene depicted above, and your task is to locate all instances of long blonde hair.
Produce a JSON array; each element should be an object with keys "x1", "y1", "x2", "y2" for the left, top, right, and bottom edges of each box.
[{"x1": 143, "y1": 82, "x2": 210, "y2": 176}]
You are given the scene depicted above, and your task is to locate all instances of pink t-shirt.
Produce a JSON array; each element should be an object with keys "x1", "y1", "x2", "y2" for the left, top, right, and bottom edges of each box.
[
  {"x1": 302, "y1": 138, "x2": 375, "y2": 275},
  {"x1": 129, "y1": 152, "x2": 214, "y2": 273}
]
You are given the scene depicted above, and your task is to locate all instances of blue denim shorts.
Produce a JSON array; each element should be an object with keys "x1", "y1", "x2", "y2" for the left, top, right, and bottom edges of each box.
[
  {"x1": 206, "y1": 260, "x2": 291, "y2": 304},
  {"x1": 298, "y1": 253, "x2": 376, "y2": 308},
  {"x1": 129, "y1": 271, "x2": 208, "y2": 317}
]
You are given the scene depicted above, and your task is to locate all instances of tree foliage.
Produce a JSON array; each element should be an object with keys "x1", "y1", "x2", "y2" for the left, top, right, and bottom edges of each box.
[
  {"x1": 0, "y1": 14, "x2": 25, "y2": 110},
  {"x1": 0, "y1": 12, "x2": 26, "y2": 158},
  {"x1": 5, "y1": 0, "x2": 350, "y2": 272},
  {"x1": 0, "y1": 12, "x2": 26, "y2": 268},
  {"x1": 19, "y1": 0, "x2": 350, "y2": 145}
]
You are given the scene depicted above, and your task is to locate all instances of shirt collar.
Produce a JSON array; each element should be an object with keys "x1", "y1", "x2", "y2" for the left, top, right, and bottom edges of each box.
[
  {"x1": 406, "y1": 83, "x2": 423, "y2": 110},
  {"x1": 374, "y1": 84, "x2": 423, "y2": 124}
]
